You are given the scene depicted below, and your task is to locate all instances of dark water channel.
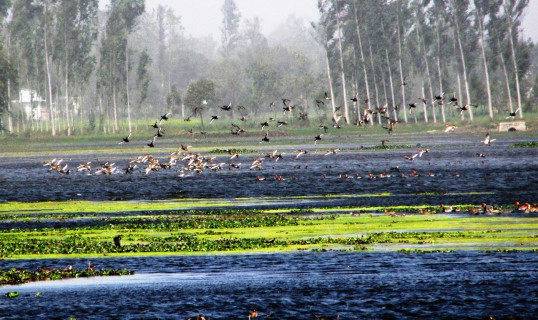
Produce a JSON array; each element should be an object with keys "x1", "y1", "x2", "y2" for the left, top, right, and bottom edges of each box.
[
  {"x1": 1, "y1": 143, "x2": 537, "y2": 206},
  {"x1": 1, "y1": 252, "x2": 537, "y2": 319}
]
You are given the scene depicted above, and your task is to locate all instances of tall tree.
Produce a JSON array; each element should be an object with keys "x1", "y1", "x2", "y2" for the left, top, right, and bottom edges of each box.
[
  {"x1": 184, "y1": 79, "x2": 217, "y2": 129},
  {"x1": 55, "y1": 0, "x2": 98, "y2": 135},
  {"x1": 334, "y1": 0, "x2": 350, "y2": 124},
  {"x1": 503, "y1": 0, "x2": 528, "y2": 118},
  {"x1": 449, "y1": 0, "x2": 474, "y2": 121},
  {"x1": 220, "y1": 0, "x2": 241, "y2": 57},
  {"x1": 98, "y1": 0, "x2": 144, "y2": 132}
]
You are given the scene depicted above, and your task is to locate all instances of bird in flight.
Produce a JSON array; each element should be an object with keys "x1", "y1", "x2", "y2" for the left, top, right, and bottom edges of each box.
[
  {"x1": 481, "y1": 133, "x2": 496, "y2": 146},
  {"x1": 119, "y1": 132, "x2": 131, "y2": 144},
  {"x1": 505, "y1": 108, "x2": 520, "y2": 120}
]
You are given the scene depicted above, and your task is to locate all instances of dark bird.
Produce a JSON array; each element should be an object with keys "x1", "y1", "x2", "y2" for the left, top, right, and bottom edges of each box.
[
  {"x1": 147, "y1": 135, "x2": 157, "y2": 148},
  {"x1": 210, "y1": 115, "x2": 219, "y2": 124},
  {"x1": 351, "y1": 94, "x2": 358, "y2": 102},
  {"x1": 282, "y1": 98, "x2": 291, "y2": 106},
  {"x1": 152, "y1": 121, "x2": 159, "y2": 129},
  {"x1": 434, "y1": 92, "x2": 444, "y2": 101},
  {"x1": 314, "y1": 134, "x2": 323, "y2": 144},
  {"x1": 124, "y1": 164, "x2": 137, "y2": 174},
  {"x1": 456, "y1": 104, "x2": 467, "y2": 115},
  {"x1": 160, "y1": 112, "x2": 172, "y2": 122},
  {"x1": 315, "y1": 100, "x2": 325, "y2": 108},
  {"x1": 402, "y1": 76, "x2": 407, "y2": 86},
  {"x1": 261, "y1": 132, "x2": 270, "y2": 143},
  {"x1": 220, "y1": 103, "x2": 232, "y2": 111},
  {"x1": 324, "y1": 92, "x2": 330, "y2": 100},
  {"x1": 277, "y1": 121, "x2": 288, "y2": 127},
  {"x1": 260, "y1": 121, "x2": 270, "y2": 131},
  {"x1": 119, "y1": 132, "x2": 131, "y2": 144},
  {"x1": 505, "y1": 108, "x2": 520, "y2": 119},
  {"x1": 319, "y1": 125, "x2": 329, "y2": 133},
  {"x1": 408, "y1": 103, "x2": 417, "y2": 114},
  {"x1": 113, "y1": 235, "x2": 122, "y2": 247},
  {"x1": 449, "y1": 92, "x2": 457, "y2": 103}
]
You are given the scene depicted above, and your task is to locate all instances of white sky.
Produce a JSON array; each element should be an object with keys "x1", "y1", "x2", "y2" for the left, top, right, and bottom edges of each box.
[
  {"x1": 102, "y1": 0, "x2": 537, "y2": 42},
  {"x1": 521, "y1": 0, "x2": 538, "y2": 41},
  {"x1": 144, "y1": 0, "x2": 320, "y2": 39}
]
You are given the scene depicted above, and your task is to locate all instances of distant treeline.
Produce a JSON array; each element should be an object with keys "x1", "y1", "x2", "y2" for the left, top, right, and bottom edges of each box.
[{"x1": 0, "y1": 0, "x2": 536, "y2": 136}]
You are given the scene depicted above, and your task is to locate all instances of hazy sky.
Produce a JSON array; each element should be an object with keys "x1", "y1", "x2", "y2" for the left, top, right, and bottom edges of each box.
[
  {"x1": 144, "y1": 0, "x2": 320, "y2": 39},
  {"x1": 103, "y1": 0, "x2": 537, "y2": 42}
]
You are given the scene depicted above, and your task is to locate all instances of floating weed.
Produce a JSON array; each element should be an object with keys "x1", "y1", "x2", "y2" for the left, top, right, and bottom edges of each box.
[
  {"x1": 5, "y1": 291, "x2": 19, "y2": 298},
  {"x1": 0, "y1": 267, "x2": 134, "y2": 286},
  {"x1": 512, "y1": 141, "x2": 538, "y2": 148}
]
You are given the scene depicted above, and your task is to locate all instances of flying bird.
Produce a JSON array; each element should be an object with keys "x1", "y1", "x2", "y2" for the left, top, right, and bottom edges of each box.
[
  {"x1": 119, "y1": 132, "x2": 131, "y2": 144},
  {"x1": 505, "y1": 108, "x2": 520, "y2": 119},
  {"x1": 481, "y1": 133, "x2": 496, "y2": 146}
]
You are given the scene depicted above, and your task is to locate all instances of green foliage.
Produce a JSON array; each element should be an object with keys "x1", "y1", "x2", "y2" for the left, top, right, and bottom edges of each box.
[
  {"x1": 220, "y1": 0, "x2": 241, "y2": 57},
  {"x1": 184, "y1": 79, "x2": 217, "y2": 111},
  {"x1": 166, "y1": 84, "x2": 182, "y2": 114},
  {"x1": 136, "y1": 49, "x2": 152, "y2": 106},
  {"x1": 0, "y1": 267, "x2": 134, "y2": 285},
  {"x1": 513, "y1": 141, "x2": 538, "y2": 148}
]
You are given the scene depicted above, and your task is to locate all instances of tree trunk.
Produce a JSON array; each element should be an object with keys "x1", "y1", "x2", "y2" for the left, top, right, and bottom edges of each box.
[
  {"x1": 43, "y1": 1, "x2": 56, "y2": 136},
  {"x1": 6, "y1": 34, "x2": 13, "y2": 133},
  {"x1": 475, "y1": 9, "x2": 493, "y2": 119},
  {"x1": 453, "y1": 14, "x2": 473, "y2": 121},
  {"x1": 385, "y1": 48, "x2": 397, "y2": 122},
  {"x1": 435, "y1": 20, "x2": 446, "y2": 123},
  {"x1": 352, "y1": 3, "x2": 371, "y2": 124},
  {"x1": 367, "y1": 40, "x2": 381, "y2": 125},
  {"x1": 325, "y1": 50, "x2": 337, "y2": 121},
  {"x1": 499, "y1": 45, "x2": 514, "y2": 113},
  {"x1": 457, "y1": 73, "x2": 464, "y2": 120},
  {"x1": 65, "y1": 50, "x2": 71, "y2": 136},
  {"x1": 414, "y1": 11, "x2": 434, "y2": 123},
  {"x1": 507, "y1": 17, "x2": 523, "y2": 118},
  {"x1": 126, "y1": 40, "x2": 132, "y2": 133},
  {"x1": 112, "y1": 84, "x2": 118, "y2": 132},
  {"x1": 334, "y1": 0, "x2": 350, "y2": 124},
  {"x1": 421, "y1": 85, "x2": 428, "y2": 122},
  {"x1": 396, "y1": 9, "x2": 408, "y2": 123}
]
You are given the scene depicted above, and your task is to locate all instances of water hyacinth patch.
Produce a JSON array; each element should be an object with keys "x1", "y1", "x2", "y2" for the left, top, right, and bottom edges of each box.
[{"x1": 0, "y1": 267, "x2": 134, "y2": 286}]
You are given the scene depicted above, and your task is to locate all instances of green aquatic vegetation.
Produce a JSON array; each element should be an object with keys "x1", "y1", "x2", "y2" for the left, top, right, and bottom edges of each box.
[
  {"x1": 5, "y1": 291, "x2": 19, "y2": 298},
  {"x1": 512, "y1": 141, "x2": 538, "y2": 148},
  {"x1": 0, "y1": 267, "x2": 134, "y2": 286},
  {"x1": 1, "y1": 213, "x2": 536, "y2": 258}
]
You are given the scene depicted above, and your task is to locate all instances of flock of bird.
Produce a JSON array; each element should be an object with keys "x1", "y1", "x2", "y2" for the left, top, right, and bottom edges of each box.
[
  {"x1": 39, "y1": 90, "x2": 535, "y2": 214},
  {"x1": 43, "y1": 90, "x2": 505, "y2": 178},
  {"x1": 111, "y1": 90, "x2": 517, "y2": 147}
]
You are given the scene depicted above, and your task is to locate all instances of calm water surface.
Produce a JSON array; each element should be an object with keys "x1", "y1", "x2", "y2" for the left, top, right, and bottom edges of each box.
[{"x1": 1, "y1": 251, "x2": 537, "y2": 319}]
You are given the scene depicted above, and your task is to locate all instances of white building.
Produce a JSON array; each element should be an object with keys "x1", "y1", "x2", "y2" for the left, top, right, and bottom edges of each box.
[{"x1": 17, "y1": 89, "x2": 47, "y2": 121}]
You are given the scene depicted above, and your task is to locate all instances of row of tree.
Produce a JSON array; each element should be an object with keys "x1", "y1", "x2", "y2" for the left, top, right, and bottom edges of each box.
[
  {"x1": 0, "y1": 0, "x2": 536, "y2": 137},
  {"x1": 315, "y1": 0, "x2": 535, "y2": 125}
]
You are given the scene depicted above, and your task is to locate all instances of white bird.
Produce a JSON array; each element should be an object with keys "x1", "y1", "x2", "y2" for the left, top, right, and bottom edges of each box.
[{"x1": 481, "y1": 133, "x2": 496, "y2": 146}]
